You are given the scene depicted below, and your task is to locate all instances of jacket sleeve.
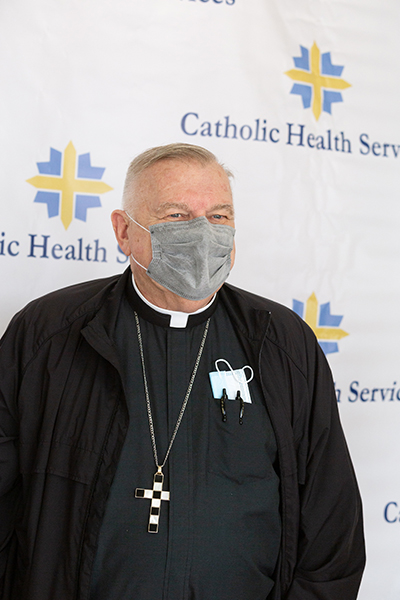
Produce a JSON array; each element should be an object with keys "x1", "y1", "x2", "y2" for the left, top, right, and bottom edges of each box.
[
  {"x1": 285, "y1": 337, "x2": 365, "y2": 599},
  {"x1": 0, "y1": 316, "x2": 25, "y2": 597}
]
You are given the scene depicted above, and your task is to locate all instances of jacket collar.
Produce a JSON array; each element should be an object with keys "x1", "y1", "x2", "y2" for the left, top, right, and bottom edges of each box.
[
  {"x1": 79, "y1": 268, "x2": 132, "y2": 370},
  {"x1": 219, "y1": 283, "x2": 271, "y2": 341}
]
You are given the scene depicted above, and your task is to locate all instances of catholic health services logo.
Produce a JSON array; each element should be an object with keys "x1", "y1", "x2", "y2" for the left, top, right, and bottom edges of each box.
[
  {"x1": 292, "y1": 293, "x2": 348, "y2": 355},
  {"x1": 285, "y1": 42, "x2": 351, "y2": 121},
  {"x1": 27, "y1": 142, "x2": 113, "y2": 229},
  {"x1": 181, "y1": 40, "x2": 400, "y2": 157}
]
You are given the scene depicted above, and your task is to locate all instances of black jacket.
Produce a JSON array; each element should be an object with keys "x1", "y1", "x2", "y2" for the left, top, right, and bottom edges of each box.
[{"x1": 0, "y1": 268, "x2": 365, "y2": 599}]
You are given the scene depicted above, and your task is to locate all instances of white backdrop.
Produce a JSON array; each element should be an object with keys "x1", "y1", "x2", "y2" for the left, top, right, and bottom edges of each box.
[{"x1": 1, "y1": 1, "x2": 400, "y2": 597}]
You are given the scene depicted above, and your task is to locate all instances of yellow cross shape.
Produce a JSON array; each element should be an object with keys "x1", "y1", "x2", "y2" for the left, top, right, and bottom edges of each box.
[
  {"x1": 304, "y1": 293, "x2": 348, "y2": 341},
  {"x1": 27, "y1": 142, "x2": 113, "y2": 229},
  {"x1": 285, "y1": 42, "x2": 351, "y2": 121}
]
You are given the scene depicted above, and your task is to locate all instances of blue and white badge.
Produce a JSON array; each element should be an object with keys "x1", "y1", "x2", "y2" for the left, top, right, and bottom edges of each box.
[{"x1": 209, "y1": 359, "x2": 254, "y2": 403}]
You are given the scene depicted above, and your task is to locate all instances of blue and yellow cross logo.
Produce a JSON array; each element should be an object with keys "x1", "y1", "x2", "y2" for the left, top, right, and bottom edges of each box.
[
  {"x1": 27, "y1": 142, "x2": 113, "y2": 229},
  {"x1": 285, "y1": 42, "x2": 351, "y2": 120},
  {"x1": 293, "y1": 293, "x2": 348, "y2": 354}
]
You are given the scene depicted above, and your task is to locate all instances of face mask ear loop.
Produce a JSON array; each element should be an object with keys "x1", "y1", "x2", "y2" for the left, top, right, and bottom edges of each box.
[
  {"x1": 215, "y1": 359, "x2": 254, "y2": 384},
  {"x1": 125, "y1": 212, "x2": 150, "y2": 271},
  {"x1": 130, "y1": 254, "x2": 147, "y2": 271},
  {"x1": 242, "y1": 366, "x2": 254, "y2": 384},
  {"x1": 125, "y1": 211, "x2": 150, "y2": 234}
]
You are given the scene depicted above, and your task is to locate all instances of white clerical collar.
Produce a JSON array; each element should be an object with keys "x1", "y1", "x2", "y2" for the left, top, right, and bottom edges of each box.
[{"x1": 132, "y1": 275, "x2": 216, "y2": 328}]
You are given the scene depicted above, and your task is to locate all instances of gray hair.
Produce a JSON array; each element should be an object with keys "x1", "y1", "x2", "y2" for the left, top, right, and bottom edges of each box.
[{"x1": 122, "y1": 142, "x2": 233, "y2": 210}]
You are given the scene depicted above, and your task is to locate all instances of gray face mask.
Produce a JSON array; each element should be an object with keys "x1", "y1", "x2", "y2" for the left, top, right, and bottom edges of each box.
[{"x1": 126, "y1": 214, "x2": 235, "y2": 301}]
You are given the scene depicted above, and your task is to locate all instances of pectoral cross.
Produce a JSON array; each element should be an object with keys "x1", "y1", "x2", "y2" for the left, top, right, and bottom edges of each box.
[{"x1": 135, "y1": 469, "x2": 170, "y2": 533}]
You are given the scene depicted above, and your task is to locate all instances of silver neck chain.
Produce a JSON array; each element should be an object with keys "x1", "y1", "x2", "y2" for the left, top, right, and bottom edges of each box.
[{"x1": 134, "y1": 311, "x2": 210, "y2": 470}]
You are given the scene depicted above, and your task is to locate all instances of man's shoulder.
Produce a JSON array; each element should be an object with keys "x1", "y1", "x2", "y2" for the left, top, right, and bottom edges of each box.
[
  {"x1": 222, "y1": 282, "x2": 308, "y2": 330},
  {"x1": 28, "y1": 272, "x2": 124, "y2": 316},
  {"x1": 221, "y1": 283, "x2": 318, "y2": 361},
  {"x1": 222, "y1": 282, "x2": 290, "y2": 312},
  {"x1": 2, "y1": 270, "x2": 129, "y2": 346}
]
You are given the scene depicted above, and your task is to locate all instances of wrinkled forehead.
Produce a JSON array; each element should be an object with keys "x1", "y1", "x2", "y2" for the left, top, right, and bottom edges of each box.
[{"x1": 131, "y1": 158, "x2": 233, "y2": 212}]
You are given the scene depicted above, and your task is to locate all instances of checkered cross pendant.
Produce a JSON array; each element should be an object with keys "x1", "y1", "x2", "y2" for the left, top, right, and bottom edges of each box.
[{"x1": 135, "y1": 468, "x2": 170, "y2": 533}]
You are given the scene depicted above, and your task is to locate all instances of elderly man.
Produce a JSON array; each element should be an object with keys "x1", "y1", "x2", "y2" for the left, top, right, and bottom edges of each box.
[{"x1": 0, "y1": 143, "x2": 364, "y2": 600}]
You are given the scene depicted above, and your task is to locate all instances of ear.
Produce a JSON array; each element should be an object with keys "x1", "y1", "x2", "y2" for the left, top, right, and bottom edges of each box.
[{"x1": 111, "y1": 210, "x2": 131, "y2": 256}]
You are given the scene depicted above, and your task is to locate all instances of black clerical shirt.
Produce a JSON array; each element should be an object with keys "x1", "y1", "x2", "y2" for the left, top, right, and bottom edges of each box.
[{"x1": 90, "y1": 279, "x2": 281, "y2": 600}]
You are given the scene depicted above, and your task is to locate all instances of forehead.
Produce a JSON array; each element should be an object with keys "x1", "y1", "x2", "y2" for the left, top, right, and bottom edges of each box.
[{"x1": 134, "y1": 159, "x2": 233, "y2": 211}]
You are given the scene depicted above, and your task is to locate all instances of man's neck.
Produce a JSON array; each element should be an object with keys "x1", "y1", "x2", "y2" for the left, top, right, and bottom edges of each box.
[{"x1": 132, "y1": 275, "x2": 215, "y2": 326}]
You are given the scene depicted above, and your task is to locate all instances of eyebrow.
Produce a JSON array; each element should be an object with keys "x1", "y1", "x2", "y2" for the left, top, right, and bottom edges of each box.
[{"x1": 156, "y1": 202, "x2": 235, "y2": 217}]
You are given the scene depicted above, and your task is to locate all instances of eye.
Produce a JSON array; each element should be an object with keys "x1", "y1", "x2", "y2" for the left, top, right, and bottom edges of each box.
[
  {"x1": 209, "y1": 214, "x2": 228, "y2": 222},
  {"x1": 161, "y1": 211, "x2": 190, "y2": 222}
]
